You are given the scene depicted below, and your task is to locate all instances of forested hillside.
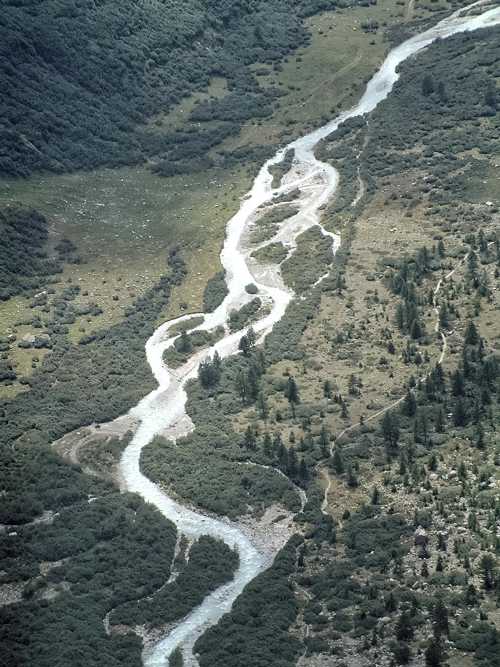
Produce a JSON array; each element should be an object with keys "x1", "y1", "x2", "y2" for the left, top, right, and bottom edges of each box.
[{"x1": 0, "y1": 0, "x2": 338, "y2": 177}]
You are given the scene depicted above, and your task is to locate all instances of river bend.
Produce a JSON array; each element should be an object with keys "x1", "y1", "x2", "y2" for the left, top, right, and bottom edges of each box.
[{"x1": 119, "y1": 3, "x2": 500, "y2": 665}]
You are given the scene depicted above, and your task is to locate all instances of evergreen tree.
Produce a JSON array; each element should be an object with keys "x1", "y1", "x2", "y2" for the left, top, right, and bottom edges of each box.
[
  {"x1": 465, "y1": 583, "x2": 477, "y2": 606},
  {"x1": 385, "y1": 591, "x2": 397, "y2": 613},
  {"x1": 199, "y1": 356, "x2": 221, "y2": 388},
  {"x1": 347, "y1": 465, "x2": 358, "y2": 488},
  {"x1": 243, "y1": 425, "x2": 257, "y2": 450},
  {"x1": 402, "y1": 390, "x2": 417, "y2": 417},
  {"x1": 263, "y1": 432, "x2": 272, "y2": 458},
  {"x1": 238, "y1": 334, "x2": 251, "y2": 356},
  {"x1": 395, "y1": 612, "x2": 414, "y2": 642},
  {"x1": 246, "y1": 326, "x2": 256, "y2": 349},
  {"x1": 284, "y1": 376, "x2": 300, "y2": 418},
  {"x1": 299, "y1": 458, "x2": 309, "y2": 483},
  {"x1": 452, "y1": 398, "x2": 468, "y2": 427},
  {"x1": 414, "y1": 409, "x2": 429, "y2": 446},
  {"x1": 277, "y1": 441, "x2": 288, "y2": 471},
  {"x1": 396, "y1": 302, "x2": 405, "y2": 330},
  {"x1": 438, "y1": 303, "x2": 449, "y2": 330},
  {"x1": 425, "y1": 638, "x2": 442, "y2": 667},
  {"x1": 246, "y1": 365, "x2": 260, "y2": 400},
  {"x1": 399, "y1": 451, "x2": 407, "y2": 476},
  {"x1": 332, "y1": 447, "x2": 344, "y2": 475},
  {"x1": 410, "y1": 317, "x2": 423, "y2": 340},
  {"x1": 323, "y1": 379, "x2": 332, "y2": 399},
  {"x1": 451, "y1": 369, "x2": 465, "y2": 396},
  {"x1": 257, "y1": 390, "x2": 269, "y2": 421},
  {"x1": 464, "y1": 321, "x2": 479, "y2": 345},
  {"x1": 381, "y1": 410, "x2": 400, "y2": 456},
  {"x1": 178, "y1": 330, "x2": 192, "y2": 354},
  {"x1": 485, "y1": 82, "x2": 497, "y2": 109},
  {"x1": 235, "y1": 369, "x2": 249, "y2": 403},
  {"x1": 475, "y1": 423, "x2": 485, "y2": 450},
  {"x1": 435, "y1": 407, "x2": 445, "y2": 433},
  {"x1": 432, "y1": 599, "x2": 449, "y2": 637},
  {"x1": 479, "y1": 554, "x2": 496, "y2": 591},
  {"x1": 319, "y1": 424, "x2": 330, "y2": 457},
  {"x1": 287, "y1": 446, "x2": 298, "y2": 478}
]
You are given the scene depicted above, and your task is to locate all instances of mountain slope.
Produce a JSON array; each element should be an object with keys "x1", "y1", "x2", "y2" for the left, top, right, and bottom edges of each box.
[{"x1": 0, "y1": 0, "x2": 338, "y2": 177}]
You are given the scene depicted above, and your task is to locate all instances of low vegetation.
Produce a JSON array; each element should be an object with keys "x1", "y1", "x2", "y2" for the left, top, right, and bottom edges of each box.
[
  {"x1": 194, "y1": 18, "x2": 500, "y2": 667},
  {"x1": 110, "y1": 536, "x2": 238, "y2": 630}
]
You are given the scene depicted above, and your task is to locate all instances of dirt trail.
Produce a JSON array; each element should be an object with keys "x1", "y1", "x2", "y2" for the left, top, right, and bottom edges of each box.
[{"x1": 319, "y1": 249, "x2": 472, "y2": 513}]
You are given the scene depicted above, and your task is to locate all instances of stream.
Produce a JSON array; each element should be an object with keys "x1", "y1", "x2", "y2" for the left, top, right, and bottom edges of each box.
[{"x1": 119, "y1": 3, "x2": 500, "y2": 665}]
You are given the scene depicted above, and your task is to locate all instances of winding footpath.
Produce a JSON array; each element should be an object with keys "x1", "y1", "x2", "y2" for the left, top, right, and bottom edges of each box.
[{"x1": 118, "y1": 3, "x2": 500, "y2": 665}]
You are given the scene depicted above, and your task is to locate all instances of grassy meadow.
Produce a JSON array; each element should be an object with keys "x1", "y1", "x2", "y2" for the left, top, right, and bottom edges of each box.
[{"x1": 0, "y1": 0, "x2": 457, "y2": 399}]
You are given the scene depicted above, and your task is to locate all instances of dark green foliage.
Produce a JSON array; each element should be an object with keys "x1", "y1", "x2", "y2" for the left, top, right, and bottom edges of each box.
[
  {"x1": 392, "y1": 641, "x2": 411, "y2": 665},
  {"x1": 284, "y1": 375, "x2": 300, "y2": 418},
  {"x1": 269, "y1": 149, "x2": 295, "y2": 188},
  {"x1": 310, "y1": 559, "x2": 363, "y2": 612},
  {"x1": 199, "y1": 351, "x2": 222, "y2": 388},
  {"x1": 0, "y1": 446, "x2": 108, "y2": 525},
  {"x1": 229, "y1": 298, "x2": 262, "y2": 332},
  {"x1": 453, "y1": 622, "x2": 500, "y2": 666},
  {"x1": 365, "y1": 25, "x2": 500, "y2": 198},
  {"x1": 344, "y1": 505, "x2": 412, "y2": 568},
  {"x1": 143, "y1": 348, "x2": 299, "y2": 517},
  {"x1": 170, "y1": 648, "x2": 184, "y2": 667},
  {"x1": 164, "y1": 326, "x2": 224, "y2": 367},
  {"x1": 110, "y1": 536, "x2": 238, "y2": 628},
  {"x1": 281, "y1": 226, "x2": 333, "y2": 293},
  {"x1": 425, "y1": 637, "x2": 443, "y2": 667},
  {"x1": 0, "y1": 0, "x2": 315, "y2": 176},
  {"x1": 203, "y1": 271, "x2": 228, "y2": 312},
  {"x1": 0, "y1": 250, "x2": 186, "y2": 470},
  {"x1": 0, "y1": 206, "x2": 61, "y2": 300},
  {"x1": 0, "y1": 494, "x2": 177, "y2": 667},
  {"x1": 195, "y1": 537, "x2": 302, "y2": 667},
  {"x1": 265, "y1": 288, "x2": 321, "y2": 362}
]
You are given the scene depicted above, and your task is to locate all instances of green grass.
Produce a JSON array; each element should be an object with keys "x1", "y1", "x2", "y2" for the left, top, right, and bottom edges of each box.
[
  {"x1": 0, "y1": 163, "x2": 252, "y2": 397},
  {"x1": 0, "y1": 0, "x2": 456, "y2": 399},
  {"x1": 216, "y1": 0, "x2": 453, "y2": 154}
]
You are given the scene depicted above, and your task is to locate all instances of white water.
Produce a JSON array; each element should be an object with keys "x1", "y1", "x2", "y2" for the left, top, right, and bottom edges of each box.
[{"x1": 119, "y1": 3, "x2": 500, "y2": 665}]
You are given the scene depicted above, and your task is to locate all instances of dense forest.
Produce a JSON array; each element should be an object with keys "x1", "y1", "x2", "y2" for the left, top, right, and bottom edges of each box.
[
  {"x1": 0, "y1": 206, "x2": 61, "y2": 300},
  {"x1": 0, "y1": 0, "x2": 341, "y2": 177}
]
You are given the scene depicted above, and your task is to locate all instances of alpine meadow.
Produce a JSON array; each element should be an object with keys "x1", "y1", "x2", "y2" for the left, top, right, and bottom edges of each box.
[{"x1": 1, "y1": 2, "x2": 499, "y2": 667}]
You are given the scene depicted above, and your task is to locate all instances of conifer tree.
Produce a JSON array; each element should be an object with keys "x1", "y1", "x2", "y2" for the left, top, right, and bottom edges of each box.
[
  {"x1": 319, "y1": 424, "x2": 330, "y2": 457},
  {"x1": 332, "y1": 447, "x2": 344, "y2": 475},
  {"x1": 257, "y1": 390, "x2": 269, "y2": 421},
  {"x1": 425, "y1": 638, "x2": 442, "y2": 667},
  {"x1": 432, "y1": 599, "x2": 449, "y2": 637},
  {"x1": 395, "y1": 611, "x2": 414, "y2": 642},
  {"x1": 284, "y1": 376, "x2": 300, "y2": 419},
  {"x1": 347, "y1": 464, "x2": 358, "y2": 488}
]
